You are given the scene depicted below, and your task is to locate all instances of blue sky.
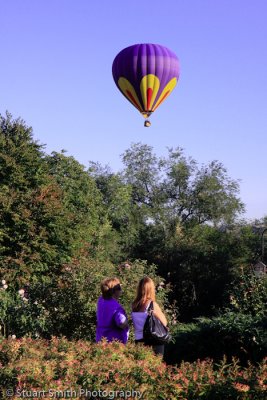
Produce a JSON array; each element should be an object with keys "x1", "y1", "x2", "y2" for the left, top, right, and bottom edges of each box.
[{"x1": 1, "y1": 0, "x2": 267, "y2": 221}]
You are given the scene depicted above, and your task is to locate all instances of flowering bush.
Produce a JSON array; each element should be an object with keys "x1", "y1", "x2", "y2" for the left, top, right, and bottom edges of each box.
[
  {"x1": 0, "y1": 337, "x2": 266, "y2": 399},
  {"x1": 227, "y1": 270, "x2": 267, "y2": 317},
  {"x1": 0, "y1": 258, "x2": 169, "y2": 341},
  {"x1": 0, "y1": 282, "x2": 50, "y2": 339}
]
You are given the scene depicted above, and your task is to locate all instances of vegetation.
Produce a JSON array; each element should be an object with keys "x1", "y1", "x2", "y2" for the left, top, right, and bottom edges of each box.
[
  {"x1": 165, "y1": 265, "x2": 267, "y2": 365},
  {"x1": 0, "y1": 112, "x2": 266, "y2": 396},
  {"x1": 0, "y1": 338, "x2": 266, "y2": 400}
]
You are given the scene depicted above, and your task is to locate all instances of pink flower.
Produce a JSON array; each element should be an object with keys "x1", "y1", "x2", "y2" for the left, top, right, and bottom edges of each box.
[
  {"x1": 258, "y1": 379, "x2": 267, "y2": 390},
  {"x1": 233, "y1": 383, "x2": 250, "y2": 392}
]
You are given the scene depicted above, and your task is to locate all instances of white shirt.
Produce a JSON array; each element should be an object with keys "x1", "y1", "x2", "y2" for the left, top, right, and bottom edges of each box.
[{"x1": 131, "y1": 302, "x2": 151, "y2": 340}]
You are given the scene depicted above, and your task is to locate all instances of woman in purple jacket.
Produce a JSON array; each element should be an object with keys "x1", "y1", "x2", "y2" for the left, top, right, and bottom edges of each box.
[{"x1": 96, "y1": 277, "x2": 129, "y2": 344}]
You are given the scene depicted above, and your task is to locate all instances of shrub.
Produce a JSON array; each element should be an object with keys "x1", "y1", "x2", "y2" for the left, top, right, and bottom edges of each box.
[
  {"x1": 165, "y1": 271, "x2": 267, "y2": 366},
  {"x1": 165, "y1": 312, "x2": 267, "y2": 365},
  {"x1": 0, "y1": 338, "x2": 266, "y2": 400},
  {"x1": 0, "y1": 258, "x2": 169, "y2": 341},
  {"x1": 226, "y1": 269, "x2": 267, "y2": 317}
]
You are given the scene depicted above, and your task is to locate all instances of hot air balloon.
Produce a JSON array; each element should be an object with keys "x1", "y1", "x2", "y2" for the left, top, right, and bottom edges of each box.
[{"x1": 112, "y1": 43, "x2": 180, "y2": 127}]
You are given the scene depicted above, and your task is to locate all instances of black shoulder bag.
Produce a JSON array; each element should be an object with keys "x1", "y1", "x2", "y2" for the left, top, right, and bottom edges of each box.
[{"x1": 143, "y1": 302, "x2": 171, "y2": 345}]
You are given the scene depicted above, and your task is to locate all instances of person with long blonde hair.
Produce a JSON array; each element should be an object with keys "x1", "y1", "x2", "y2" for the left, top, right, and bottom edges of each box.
[{"x1": 132, "y1": 277, "x2": 167, "y2": 356}]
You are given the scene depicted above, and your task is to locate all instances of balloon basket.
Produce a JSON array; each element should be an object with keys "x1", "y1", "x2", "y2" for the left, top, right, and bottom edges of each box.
[{"x1": 144, "y1": 120, "x2": 151, "y2": 127}]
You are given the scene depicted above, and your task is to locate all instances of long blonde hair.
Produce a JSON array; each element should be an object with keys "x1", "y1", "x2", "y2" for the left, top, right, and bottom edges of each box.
[{"x1": 132, "y1": 277, "x2": 156, "y2": 311}]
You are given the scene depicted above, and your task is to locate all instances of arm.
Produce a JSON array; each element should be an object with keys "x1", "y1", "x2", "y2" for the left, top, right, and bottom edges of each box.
[
  {"x1": 152, "y1": 302, "x2": 167, "y2": 327},
  {"x1": 114, "y1": 310, "x2": 129, "y2": 330}
]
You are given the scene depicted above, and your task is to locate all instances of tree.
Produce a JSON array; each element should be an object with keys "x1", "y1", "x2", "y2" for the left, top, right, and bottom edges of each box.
[
  {"x1": 92, "y1": 143, "x2": 255, "y2": 321},
  {"x1": 163, "y1": 223, "x2": 259, "y2": 320},
  {"x1": 45, "y1": 152, "x2": 110, "y2": 260},
  {"x1": 0, "y1": 113, "x2": 107, "y2": 287},
  {"x1": 121, "y1": 143, "x2": 244, "y2": 227},
  {"x1": 0, "y1": 112, "x2": 54, "y2": 285},
  {"x1": 88, "y1": 162, "x2": 141, "y2": 262}
]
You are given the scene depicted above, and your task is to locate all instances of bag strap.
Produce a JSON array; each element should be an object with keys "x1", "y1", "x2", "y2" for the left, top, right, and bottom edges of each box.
[{"x1": 147, "y1": 301, "x2": 154, "y2": 313}]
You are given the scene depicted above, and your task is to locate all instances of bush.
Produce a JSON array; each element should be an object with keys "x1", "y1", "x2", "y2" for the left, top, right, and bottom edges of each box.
[
  {"x1": 165, "y1": 271, "x2": 267, "y2": 366},
  {"x1": 226, "y1": 269, "x2": 267, "y2": 317},
  {"x1": 0, "y1": 258, "x2": 169, "y2": 341},
  {"x1": 0, "y1": 338, "x2": 266, "y2": 400},
  {"x1": 165, "y1": 312, "x2": 267, "y2": 366}
]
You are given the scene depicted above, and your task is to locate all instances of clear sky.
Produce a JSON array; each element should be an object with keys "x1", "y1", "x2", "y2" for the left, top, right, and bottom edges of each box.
[{"x1": 1, "y1": 0, "x2": 267, "y2": 221}]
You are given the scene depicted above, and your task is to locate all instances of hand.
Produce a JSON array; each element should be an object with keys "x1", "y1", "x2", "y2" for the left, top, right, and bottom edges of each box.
[{"x1": 119, "y1": 321, "x2": 128, "y2": 329}]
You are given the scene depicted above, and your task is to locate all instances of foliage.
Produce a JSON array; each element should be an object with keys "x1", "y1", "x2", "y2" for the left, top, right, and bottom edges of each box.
[
  {"x1": 226, "y1": 269, "x2": 267, "y2": 317},
  {"x1": 0, "y1": 285, "x2": 49, "y2": 340},
  {"x1": 34, "y1": 257, "x2": 169, "y2": 341},
  {"x1": 0, "y1": 115, "x2": 170, "y2": 340},
  {"x1": 45, "y1": 152, "x2": 109, "y2": 259},
  {"x1": 0, "y1": 112, "x2": 52, "y2": 285},
  {"x1": 89, "y1": 142, "x2": 247, "y2": 268},
  {"x1": 121, "y1": 142, "x2": 244, "y2": 226},
  {"x1": 90, "y1": 143, "x2": 259, "y2": 321},
  {"x1": 166, "y1": 273, "x2": 267, "y2": 365},
  {"x1": 165, "y1": 312, "x2": 267, "y2": 366},
  {"x1": 0, "y1": 113, "x2": 108, "y2": 288},
  {"x1": 0, "y1": 337, "x2": 266, "y2": 399},
  {"x1": 0, "y1": 257, "x2": 169, "y2": 341},
  {"x1": 1, "y1": 112, "x2": 266, "y2": 376},
  {"x1": 88, "y1": 162, "x2": 138, "y2": 262},
  {"x1": 162, "y1": 224, "x2": 260, "y2": 320}
]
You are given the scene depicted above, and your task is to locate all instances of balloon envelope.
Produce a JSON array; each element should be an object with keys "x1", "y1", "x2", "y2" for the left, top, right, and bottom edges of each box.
[{"x1": 112, "y1": 43, "x2": 180, "y2": 119}]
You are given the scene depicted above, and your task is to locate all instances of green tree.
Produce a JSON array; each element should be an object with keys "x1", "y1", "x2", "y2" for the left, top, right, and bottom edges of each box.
[
  {"x1": 0, "y1": 112, "x2": 56, "y2": 285},
  {"x1": 45, "y1": 152, "x2": 110, "y2": 260},
  {"x1": 90, "y1": 142, "x2": 254, "y2": 321},
  {"x1": 0, "y1": 113, "x2": 108, "y2": 287},
  {"x1": 121, "y1": 143, "x2": 244, "y2": 227},
  {"x1": 88, "y1": 162, "x2": 140, "y2": 261},
  {"x1": 163, "y1": 223, "x2": 260, "y2": 320}
]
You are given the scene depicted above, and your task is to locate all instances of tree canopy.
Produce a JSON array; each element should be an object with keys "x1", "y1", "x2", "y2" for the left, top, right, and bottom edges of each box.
[
  {"x1": 0, "y1": 113, "x2": 108, "y2": 286},
  {"x1": 0, "y1": 112, "x2": 264, "y2": 337}
]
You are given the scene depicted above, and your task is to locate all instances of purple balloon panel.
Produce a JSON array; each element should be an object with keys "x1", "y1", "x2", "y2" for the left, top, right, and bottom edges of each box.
[{"x1": 112, "y1": 43, "x2": 180, "y2": 115}]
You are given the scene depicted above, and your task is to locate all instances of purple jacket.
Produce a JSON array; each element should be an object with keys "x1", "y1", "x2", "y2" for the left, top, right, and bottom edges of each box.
[{"x1": 96, "y1": 296, "x2": 129, "y2": 344}]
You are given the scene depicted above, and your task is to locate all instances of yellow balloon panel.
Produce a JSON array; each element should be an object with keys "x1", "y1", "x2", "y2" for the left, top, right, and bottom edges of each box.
[
  {"x1": 118, "y1": 77, "x2": 143, "y2": 112},
  {"x1": 140, "y1": 74, "x2": 160, "y2": 111},
  {"x1": 152, "y1": 77, "x2": 178, "y2": 111}
]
